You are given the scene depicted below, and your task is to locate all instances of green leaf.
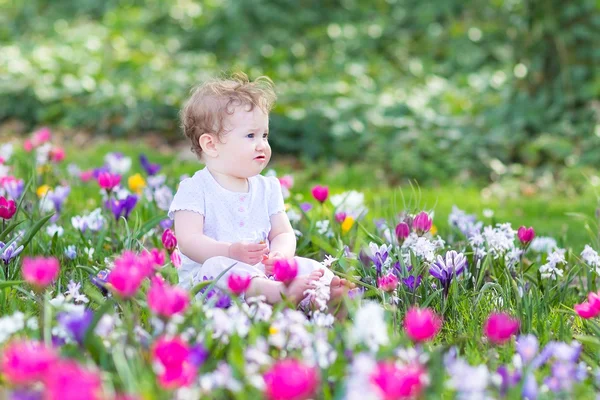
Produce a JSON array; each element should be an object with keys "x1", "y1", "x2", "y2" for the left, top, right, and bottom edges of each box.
[
  {"x1": 0, "y1": 220, "x2": 25, "y2": 241},
  {"x1": 20, "y1": 213, "x2": 54, "y2": 251},
  {"x1": 0, "y1": 280, "x2": 25, "y2": 289}
]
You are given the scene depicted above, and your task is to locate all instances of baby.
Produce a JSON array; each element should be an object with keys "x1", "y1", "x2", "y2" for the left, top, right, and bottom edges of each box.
[{"x1": 168, "y1": 73, "x2": 352, "y2": 310}]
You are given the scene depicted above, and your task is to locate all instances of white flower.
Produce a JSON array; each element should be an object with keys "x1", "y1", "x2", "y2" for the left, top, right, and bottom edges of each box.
[
  {"x1": 316, "y1": 220, "x2": 330, "y2": 235},
  {"x1": 447, "y1": 359, "x2": 491, "y2": 397},
  {"x1": 349, "y1": 302, "x2": 389, "y2": 352},
  {"x1": 104, "y1": 152, "x2": 131, "y2": 175},
  {"x1": 153, "y1": 186, "x2": 174, "y2": 211},
  {"x1": 0, "y1": 312, "x2": 26, "y2": 344},
  {"x1": 35, "y1": 143, "x2": 52, "y2": 165},
  {"x1": 0, "y1": 143, "x2": 14, "y2": 162},
  {"x1": 147, "y1": 174, "x2": 166, "y2": 188},
  {"x1": 322, "y1": 255, "x2": 338, "y2": 268},
  {"x1": 539, "y1": 248, "x2": 566, "y2": 280},
  {"x1": 529, "y1": 236, "x2": 558, "y2": 254},
  {"x1": 67, "y1": 163, "x2": 81, "y2": 178},
  {"x1": 402, "y1": 233, "x2": 439, "y2": 263},
  {"x1": 330, "y1": 190, "x2": 368, "y2": 219},
  {"x1": 46, "y1": 224, "x2": 64, "y2": 237},
  {"x1": 581, "y1": 245, "x2": 600, "y2": 274},
  {"x1": 483, "y1": 209, "x2": 494, "y2": 218},
  {"x1": 287, "y1": 209, "x2": 301, "y2": 223},
  {"x1": 345, "y1": 353, "x2": 380, "y2": 400}
]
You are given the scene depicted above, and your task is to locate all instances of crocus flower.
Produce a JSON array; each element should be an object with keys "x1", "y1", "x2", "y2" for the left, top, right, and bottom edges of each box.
[
  {"x1": 152, "y1": 336, "x2": 197, "y2": 389},
  {"x1": 402, "y1": 275, "x2": 422, "y2": 292},
  {"x1": 9, "y1": 388, "x2": 43, "y2": 400},
  {"x1": 227, "y1": 273, "x2": 252, "y2": 295},
  {"x1": 22, "y1": 257, "x2": 60, "y2": 290},
  {"x1": 311, "y1": 185, "x2": 329, "y2": 203},
  {"x1": 97, "y1": 172, "x2": 121, "y2": 191},
  {"x1": 105, "y1": 194, "x2": 138, "y2": 221},
  {"x1": 273, "y1": 259, "x2": 298, "y2": 286},
  {"x1": 395, "y1": 222, "x2": 410, "y2": 243},
  {"x1": 377, "y1": 273, "x2": 399, "y2": 292},
  {"x1": 140, "y1": 154, "x2": 161, "y2": 176},
  {"x1": 299, "y1": 202, "x2": 312, "y2": 213},
  {"x1": 341, "y1": 216, "x2": 354, "y2": 234},
  {"x1": 429, "y1": 250, "x2": 468, "y2": 297},
  {"x1": 263, "y1": 359, "x2": 319, "y2": 400},
  {"x1": 335, "y1": 212, "x2": 347, "y2": 223},
  {"x1": 412, "y1": 211, "x2": 432, "y2": 235},
  {"x1": 0, "y1": 340, "x2": 57, "y2": 384},
  {"x1": 128, "y1": 173, "x2": 146, "y2": 194},
  {"x1": 162, "y1": 229, "x2": 177, "y2": 254},
  {"x1": 404, "y1": 307, "x2": 442, "y2": 342},
  {"x1": 516, "y1": 334, "x2": 539, "y2": 364},
  {"x1": 484, "y1": 312, "x2": 520, "y2": 344},
  {"x1": 44, "y1": 360, "x2": 103, "y2": 400},
  {"x1": 518, "y1": 226, "x2": 535, "y2": 245},
  {"x1": 57, "y1": 309, "x2": 94, "y2": 344},
  {"x1": 1, "y1": 241, "x2": 24, "y2": 265},
  {"x1": 188, "y1": 344, "x2": 209, "y2": 367},
  {"x1": 147, "y1": 276, "x2": 190, "y2": 318},
  {"x1": 1, "y1": 176, "x2": 25, "y2": 200},
  {"x1": 368, "y1": 243, "x2": 392, "y2": 277},
  {"x1": 0, "y1": 195, "x2": 17, "y2": 219},
  {"x1": 370, "y1": 362, "x2": 426, "y2": 400}
]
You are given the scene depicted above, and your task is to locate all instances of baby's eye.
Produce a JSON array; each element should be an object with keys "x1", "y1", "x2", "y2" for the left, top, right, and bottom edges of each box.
[
  {"x1": 263, "y1": 133, "x2": 269, "y2": 139},
  {"x1": 246, "y1": 133, "x2": 255, "y2": 139}
]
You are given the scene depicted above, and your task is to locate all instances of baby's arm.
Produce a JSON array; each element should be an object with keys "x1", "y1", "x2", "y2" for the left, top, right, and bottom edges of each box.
[
  {"x1": 174, "y1": 210, "x2": 267, "y2": 264},
  {"x1": 267, "y1": 212, "x2": 296, "y2": 259}
]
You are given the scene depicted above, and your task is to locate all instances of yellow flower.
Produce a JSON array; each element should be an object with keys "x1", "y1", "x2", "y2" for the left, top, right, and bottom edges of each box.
[
  {"x1": 284, "y1": 203, "x2": 291, "y2": 211},
  {"x1": 36, "y1": 165, "x2": 52, "y2": 174},
  {"x1": 128, "y1": 173, "x2": 146, "y2": 194},
  {"x1": 430, "y1": 224, "x2": 438, "y2": 236},
  {"x1": 341, "y1": 216, "x2": 355, "y2": 234},
  {"x1": 269, "y1": 326, "x2": 279, "y2": 335},
  {"x1": 36, "y1": 184, "x2": 51, "y2": 198}
]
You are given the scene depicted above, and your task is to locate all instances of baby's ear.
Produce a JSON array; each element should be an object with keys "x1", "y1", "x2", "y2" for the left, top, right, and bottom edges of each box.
[{"x1": 199, "y1": 133, "x2": 218, "y2": 157}]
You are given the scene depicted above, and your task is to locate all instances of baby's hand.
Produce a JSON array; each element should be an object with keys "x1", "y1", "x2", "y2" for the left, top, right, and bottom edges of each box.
[
  {"x1": 229, "y1": 242, "x2": 269, "y2": 265},
  {"x1": 262, "y1": 251, "x2": 285, "y2": 275}
]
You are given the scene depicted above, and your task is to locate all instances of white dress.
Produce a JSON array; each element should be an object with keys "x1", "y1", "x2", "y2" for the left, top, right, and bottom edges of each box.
[{"x1": 168, "y1": 167, "x2": 334, "y2": 294}]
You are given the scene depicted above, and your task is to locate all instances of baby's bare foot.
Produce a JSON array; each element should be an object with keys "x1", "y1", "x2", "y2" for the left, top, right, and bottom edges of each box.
[
  {"x1": 282, "y1": 270, "x2": 323, "y2": 305},
  {"x1": 328, "y1": 276, "x2": 355, "y2": 319}
]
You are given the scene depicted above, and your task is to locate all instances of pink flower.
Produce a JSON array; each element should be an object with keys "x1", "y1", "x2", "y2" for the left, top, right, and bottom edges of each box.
[
  {"x1": 0, "y1": 340, "x2": 57, "y2": 384},
  {"x1": 49, "y1": 147, "x2": 65, "y2": 163},
  {"x1": 484, "y1": 312, "x2": 520, "y2": 344},
  {"x1": 311, "y1": 185, "x2": 329, "y2": 203},
  {"x1": 33, "y1": 127, "x2": 51, "y2": 145},
  {"x1": 23, "y1": 139, "x2": 33, "y2": 152},
  {"x1": 395, "y1": 222, "x2": 410, "y2": 242},
  {"x1": 588, "y1": 291, "x2": 600, "y2": 310},
  {"x1": 377, "y1": 273, "x2": 399, "y2": 292},
  {"x1": 144, "y1": 248, "x2": 166, "y2": 268},
  {"x1": 412, "y1": 212, "x2": 432, "y2": 235},
  {"x1": 278, "y1": 175, "x2": 294, "y2": 190},
  {"x1": 574, "y1": 302, "x2": 600, "y2": 319},
  {"x1": 263, "y1": 359, "x2": 319, "y2": 400},
  {"x1": 97, "y1": 172, "x2": 121, "y2": 191},
  {"x1": 107, "y1": 251, "x2": 154, "y2": 298},
  {"x1": 404, "y1": 307, "x2": 442, "y2": 342},
  {"x1": 147, "y1": 276, "x2": 190, "y2": 318},
  {"x1": 22, "y1": 257, "x2": 60, "y2": 289},
  {"x1": 44, "y1": 360, "x2": 103, "y2": 400},
  {"x1": 335, "y1": 212, "x2": 347, "y2": 223},
  {"x1": 228, "y1": 273, "x2": 252, "y2": 295},
  {"x1": 370, "y1": 362, "x2": 426, "y2": 400},
  {"x1": 273, "y1": 258, "x2": 299, "y2": 286},
  {"x1": 152, "y1": 336, "x2": 197, "y2": 389},
  {"x1": 0, "y1": 195, "x2": 17, "y2": 220},
  {"x1": 80, "y1": 170, "x2": 94, "y2": 182},
  {"x1": 170, "y1": 250, "x2": 182, "y2": 268},
  {"x1": 162, "y1": 229, "x2": 177, "y2": 253},
  {"x1": 517, "y1": 226, "x2": 535, "y2": 245}
]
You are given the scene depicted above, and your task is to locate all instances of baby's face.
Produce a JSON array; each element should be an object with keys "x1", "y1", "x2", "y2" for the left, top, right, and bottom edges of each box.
[{"x1": 213, "y1": 106, "x2": 271, "y2": 178}]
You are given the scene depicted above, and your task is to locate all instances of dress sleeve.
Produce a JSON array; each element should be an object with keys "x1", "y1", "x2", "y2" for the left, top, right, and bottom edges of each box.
[
  {"x1": 267, "y1": 176, "x2": 285, "y2": 217},
  {"x1": 167, "y1": 178, "x2": 205, "y2": 219}
]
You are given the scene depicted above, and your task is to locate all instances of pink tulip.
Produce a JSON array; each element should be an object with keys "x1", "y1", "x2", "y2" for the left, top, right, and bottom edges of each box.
[
  {"x1": 395, "y1": 222, "x2": 410, "y2": 242},
  {"x1": 0, "y1": 340, "x2": 57, "y2": 384},
  {"x1": 152, "y1": 336, "x2": 196, "y2": 389},
  {"x1": 412, "y1": 212, "x2": 432, "y2": 235},
  {"x1": 228, "y1": 273, "x2": 252, "y2": 295},
  {"x1": 33, "y1": 127, "x2": 51, "y2": 145},
  {"x1": 273, "y1": 258, "x2": 299, "y2": 286},
  {"x1": 22, "y1": 257, "x2": 60, "y2": 289},
  {"x1": 335, "y1": 212, "x2": 347, "y2": 223},
  {"x1": 370, "y1": 362, "x2": 426, "y2": 400},
  {"x1": 311, "y1": 185, "x2": 329, "y2": 203},
  {"x1": 148, "y1": 276, "x2": 190, "y2": 318},
  {"x1": 263, "y1": 359, "x2": 319, "y2": 400},
  {"x1": 107, "y1": 251, "x2": 154, "y2": 298},
  {"x1": 44, "y1": 360, "x2": 103, "y2": 400},
  {"x1": 278, "y1": 175, "x2": 294, "y2": 190},
  {"x1": 170, "y1": 250, "x2": 182, "y2": 268},
  {"x1": 97, "y1": 172, "x2": 121, "y2": 191},
  {"x1": 49, "y1": 147, "x2": 66, "y2": 163},
  {"x1": 377, "y1": 273, "x2": 399, "y2": 292},
  {"x1": 517, "y1": 226, "x2": 535, "y2": 245},
  {"x1": 162, "y1": 229, "x2": 177, "y2": 253},
  {"x1": 588, "y1": 291, "x2": 600, "y2": 310},
  {"x1": 404, "y1": 307, "x2": 442, "y2": 342},
  {"x1": 0, "y1": 195, "x2": 17, "y2": 220},
  {"x1": 574, "y1": 302, "x2": 600, "y2": 319},
  {"x1": 484, "y1": 312, "x2": 520, "y2": 344},
  {"x1": 80, "y1": 170, "x2": 94, "y2": 182},
  {"x1": 23, "y1": 139, "x2": 34, "y2": 152},
  {"x1": 143, "y1": 248, "x2": 166, "y2": 268}
]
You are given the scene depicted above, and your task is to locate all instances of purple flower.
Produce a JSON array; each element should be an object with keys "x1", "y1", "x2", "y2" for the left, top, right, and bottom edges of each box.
[
  {"x1": 105, "y1": 194, "x2": 138, "y2": 221},
  {"x1": 57, "y1": 309, "x2": 94, "y2": 344},
  {"x1": 64, "y1": 245, "x2": 77, "y2": 260},
  {"x1": 159, "y1": 218, "x2": 173, "y2": 230},
  {"x1": 402, "y1": 275, "x2": 422, "y2": 292},
  {"x1": 0, "y1": 241, "x2": 24, "y2": 265},
  {"x1": 140, "y1": 154, "x2": 161, "y2": 176},
  {"x1": 429, "y1": 250, "x2": 467, "y2": 297},
  {"x1": 90, "y1": 269, "x2": 110, "y2": 296},
  {"x1": 516, "y1": 334, "x2": 539, "y2": 364},
  {"x1": 497, "y1": 365, "x2": 521, "y2": 397},
  {"x1": 92, "y1": 166, "x2": 111, "y2": 179},
  {"x1": 300, "y1": 202, "x2": 312, "y2": 212},
  {"x1": 521, "y1": 373, "x2": 538, "y2": 400},
  {"x1": 48, "y1": 186, "x2": 70, "y2": 214},
  {"x1": 9, "y1": 389, "x2": 43, "y2": 400},
  {"x1": 368, "y1": 243, "x2": 392, "y2": 276},
  {"x1": 199, "y1": 276, "x2": 232, "y2": 308},
  {"x1": 189, "y1": 344, "x2": 209, "y2": 367},
  {"x1": 5, "y1": 179, "x2": 25, "y2": 200}
]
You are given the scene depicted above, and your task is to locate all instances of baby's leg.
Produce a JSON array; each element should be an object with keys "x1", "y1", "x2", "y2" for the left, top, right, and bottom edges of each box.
[{"x1": 199, "y1": 256, "x2": 266, "y2": 292}]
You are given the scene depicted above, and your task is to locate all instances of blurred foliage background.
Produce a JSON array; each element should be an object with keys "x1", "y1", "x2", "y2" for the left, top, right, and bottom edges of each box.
[{"x1": 1, "y1": 0, "x2": 599, "y2": 184}]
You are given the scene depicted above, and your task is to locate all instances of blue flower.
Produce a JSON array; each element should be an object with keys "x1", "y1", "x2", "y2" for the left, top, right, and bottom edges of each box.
[
  {"x1": 57, "y1": 309, "x2": 94, "y2": 344},
  {"x1": 0, "y1": 241, "x2": 24, "y2": 265}
]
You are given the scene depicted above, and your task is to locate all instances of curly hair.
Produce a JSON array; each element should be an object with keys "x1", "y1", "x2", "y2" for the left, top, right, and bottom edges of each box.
[{"x1": 180, "y1": 72, "x2": 277, "y2": 158}]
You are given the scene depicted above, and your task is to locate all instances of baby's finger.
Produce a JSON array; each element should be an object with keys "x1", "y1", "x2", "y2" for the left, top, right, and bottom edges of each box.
[{"x1": 246, "y1": 243, "x2": 268, "y2": 252}]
